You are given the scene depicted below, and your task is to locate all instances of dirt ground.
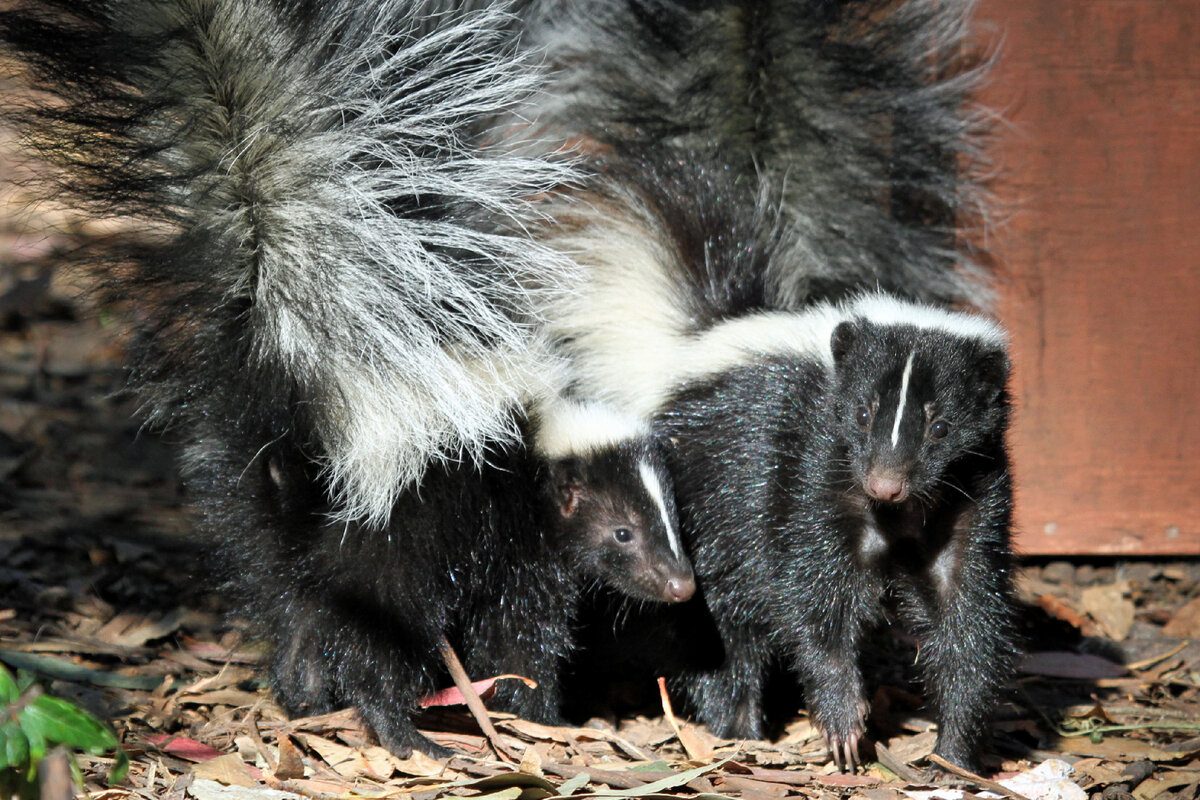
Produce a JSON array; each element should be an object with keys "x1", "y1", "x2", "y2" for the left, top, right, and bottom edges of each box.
[{"x1": 1, "y1": 263, "x2": 1199, "y2": 800}]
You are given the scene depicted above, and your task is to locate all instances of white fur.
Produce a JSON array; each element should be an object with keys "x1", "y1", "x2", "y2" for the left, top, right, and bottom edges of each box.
[
  {"x1": 858, "y1": 520, "x2": 888, "y2": 561},
  {"x1": 638, "y1": 458, "x2": 681, "y2": 560},
  {"x1": 539, "y1": 220, "x2": 1008, "y2": 419},
  {"x1": 538, "y1": 202, "x2": 697, "y2": 418},
  {"x1": 931, "y1": 545, "x2": 959, "y2": 598},
  {"x1": 847, "y1": 292, "x2": 1008, "y2": 347},
  {"x1": 138, "y1": 0, "x2": 584, "y2": 525},
  {"x1": 891, "y1": 350, "x2": 916, "y2": 448},
  {"x1": 533, "y1": 397, "x2": 650, "y2": 461}
]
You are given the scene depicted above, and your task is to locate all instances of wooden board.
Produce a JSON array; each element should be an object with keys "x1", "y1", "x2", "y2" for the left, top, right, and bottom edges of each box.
[{"x1": 975, "y1": 0, "x2": 1200, "y2": 554}]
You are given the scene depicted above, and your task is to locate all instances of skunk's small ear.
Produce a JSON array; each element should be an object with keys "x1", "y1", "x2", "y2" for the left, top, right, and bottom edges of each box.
[
  {"x1": 976, "y1": 348, "x2": 1011, "y2": 406},
  {"x1": 831, "y1": 321, "x2": 857, "y2": 363},
  {"x1": 549, "y1": 458, "x2": 585, "y2": 517}
]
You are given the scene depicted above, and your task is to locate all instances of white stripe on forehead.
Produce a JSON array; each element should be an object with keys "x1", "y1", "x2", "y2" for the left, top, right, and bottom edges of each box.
[
  {"x1": 848, "y1": 291, "x2": 1008, "y2": 346},
  {"x1": 890, "y1": 350, "x2": 916, "y2": 448},
  {"x1": 639, "y1": 458, "x2": 682, "y2": 560}
]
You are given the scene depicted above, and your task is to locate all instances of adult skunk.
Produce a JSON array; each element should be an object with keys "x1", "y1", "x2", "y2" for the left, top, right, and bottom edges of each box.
[
  {"x1": 210, "y1": 396, "x2": 693, "y2": 757},
  {"x1": 508, "y1": 0, "x2": 994, "y2": 313}
]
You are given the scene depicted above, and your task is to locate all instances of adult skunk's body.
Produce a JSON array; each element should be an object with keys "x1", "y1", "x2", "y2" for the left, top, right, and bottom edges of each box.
[
  {"x1": 514, "y1": 0, "x2": 993, "y2": 315},
  {"x1": 213, "y1": 399, "x2": 692, "y2": 757}
]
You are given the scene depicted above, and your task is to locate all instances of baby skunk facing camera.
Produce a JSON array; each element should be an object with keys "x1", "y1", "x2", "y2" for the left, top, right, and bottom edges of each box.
[
  {"x1": 656, "y1": 294, "x2": 1016, "y2": 772},
  {"x1": 210, "y1": 397, "x2": 693, "y2": 758}
]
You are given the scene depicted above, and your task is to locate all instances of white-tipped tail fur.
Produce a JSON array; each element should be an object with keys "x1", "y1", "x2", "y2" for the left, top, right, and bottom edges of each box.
[
  {"x1": 2, "y1": 0, "x2": 582, "y2": 526},
  {"x1": 185, "y1": 0, "x2": 581, "y2": 524}
]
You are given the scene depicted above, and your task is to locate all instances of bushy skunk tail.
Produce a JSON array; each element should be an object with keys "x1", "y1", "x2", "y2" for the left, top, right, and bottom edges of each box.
[
  {"x1": 1, "y1": 0, "x2": 578, "y2": 525},
  {"x1": 518, "y1": 0, "x2": 996, "y2": 310}
]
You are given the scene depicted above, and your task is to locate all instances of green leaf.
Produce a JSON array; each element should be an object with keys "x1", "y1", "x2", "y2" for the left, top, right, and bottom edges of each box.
[
  {"x1": 628, "y1": 761, "x2": 672, "y2": 772},
  {"x1": 68, "y1": 753, "x2": 86, "y2": 789},
  {"x1": 0, "y1": 664, "x2": 17, "y2": 705},
  {"x1": 14, "y1": 671, "x2": 36, "y2": 695},
  {"x1": 4, "y1": 726, "x2": 30, "y2": 771},
  {"x1": 18, "y1": 708, "x2": 46, "y2": 766},
  {"x1": 473, "y1": 788, "x2": 524, "y2": 800},
  {"x1": 109, "y1": 749, "x2": 130, "y2": 785},
  {"x1": 557, "y1": 772, "x2": 591, "y2": 796},
  {"x1": 19, "y1": 695, "x2": 119, "y2": 753}
]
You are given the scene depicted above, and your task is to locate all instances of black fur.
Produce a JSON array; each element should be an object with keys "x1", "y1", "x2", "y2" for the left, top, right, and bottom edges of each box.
[
  {"x1": 546, "y1": 438, "x2": 695, "y2": 604},
  {"x1": 517, "y1": 0, "x2": 995, "y2": 309},
  {"x1": 655, "y1": 319, "x2": 1016, "y2": 771},
  {"x1": 197, "y1": 412, "x2": 690, "y2": 758}
]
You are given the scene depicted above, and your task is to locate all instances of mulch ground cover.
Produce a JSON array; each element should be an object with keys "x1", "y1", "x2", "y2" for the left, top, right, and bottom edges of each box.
[{"x1": 2, "y1": 262, "x2": 1199, "y2": 800}]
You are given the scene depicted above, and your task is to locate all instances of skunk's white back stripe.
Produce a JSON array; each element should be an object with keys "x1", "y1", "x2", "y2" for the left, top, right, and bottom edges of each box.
[
  {"x1": 639, "y1": 459, "x2": 681, "y2": 559},
  {"x1": 850, "y1": 291, "x2": 1007, "y2": 346},
  {"x1": 891, "y1": 350, "x2": 916, "y2": 448}
]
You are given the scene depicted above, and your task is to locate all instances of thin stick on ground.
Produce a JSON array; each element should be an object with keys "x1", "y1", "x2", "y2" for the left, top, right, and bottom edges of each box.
[
  {"x1": 927, "y1": 754, "x2": 1034, "y2": 800},
  {"x1": 436, "y1": 635, "x2": 518, "y2": 763}
]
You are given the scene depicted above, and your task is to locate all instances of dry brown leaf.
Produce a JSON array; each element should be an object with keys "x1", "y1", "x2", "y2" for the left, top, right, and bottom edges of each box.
[
  {"x1": 269, "y1": 778, "x2": 347, "y2": 796},
  {"x1": 879, "y1": 730, "x2": 937, "y2": 764},
  {"x1": 178, "y1": 689, "x2": 263, "y2": 708},
  {"x1": 657, "y1": 677, "x2": 713, "y2": 761},
  {"x1": 387, "y1": 748, "x2": 447, "y2": 778},
  {"x1": 1080, "y1": 582, "x2": 1136, "y2": 641},
  {"x1": 1163, "y1": 596, "x2": 1200, "y2": 638},
  {"x1": 93, "y1": 609, "x2": 189, "y2": 648},
  {"x1": 1036, "y1": 595, "x2": 1102, "y2": 637},
  {"x1": 1054, "y1": 736, "x2": 1197, "y2": 762},
  {"x1": 1132, "y1": 771, "x2": 1200, "y2": 800},
  {"x1": 192, "y1": 754, "x2": 258, "y2": 788},
  {"x1": 1072, "y1": 758, "x2": 1131, "y2": 789},
  {"x1": 179, "y1": 668, "x2": 259, "y2": 696},
  {"x1": 292, "y1": 732, "x2": 385, "y2": 780},
  {"x1": 714, "y1": 774, "x2": 791, "y2": 798},
  {"x1": 273, "y1": 735, "x2": 305, "y2": 781}
]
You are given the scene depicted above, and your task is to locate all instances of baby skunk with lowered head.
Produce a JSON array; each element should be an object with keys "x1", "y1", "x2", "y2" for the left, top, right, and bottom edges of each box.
[
  {"x1": 654, "y1": 293, "x2": 1016, "y2": 772},
  {"x1": 209, "y1": 397, "x2": 692, "y2": 758}
]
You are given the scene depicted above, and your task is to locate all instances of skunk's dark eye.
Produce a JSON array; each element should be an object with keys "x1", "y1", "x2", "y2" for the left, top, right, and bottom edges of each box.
[
  {"x1": 613, "y1": 528, "x2": 634, "y2": 544},
  {"x1": 930, "y1": 419, "x2": 950, "y2": 439},
  {"x1": 855, "y1": 406, "x2": 871, "y2": 427}
]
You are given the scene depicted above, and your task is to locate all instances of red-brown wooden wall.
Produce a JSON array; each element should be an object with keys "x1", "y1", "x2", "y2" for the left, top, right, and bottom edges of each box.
[{"x1": 976, "y1": 0, "x2": 1200, "y2": 554}]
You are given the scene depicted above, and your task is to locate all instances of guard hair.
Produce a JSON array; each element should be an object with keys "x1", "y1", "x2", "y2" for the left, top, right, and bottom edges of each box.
[{"x1": 0, "y1": 0, "x2": 580, "y2": 526}]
